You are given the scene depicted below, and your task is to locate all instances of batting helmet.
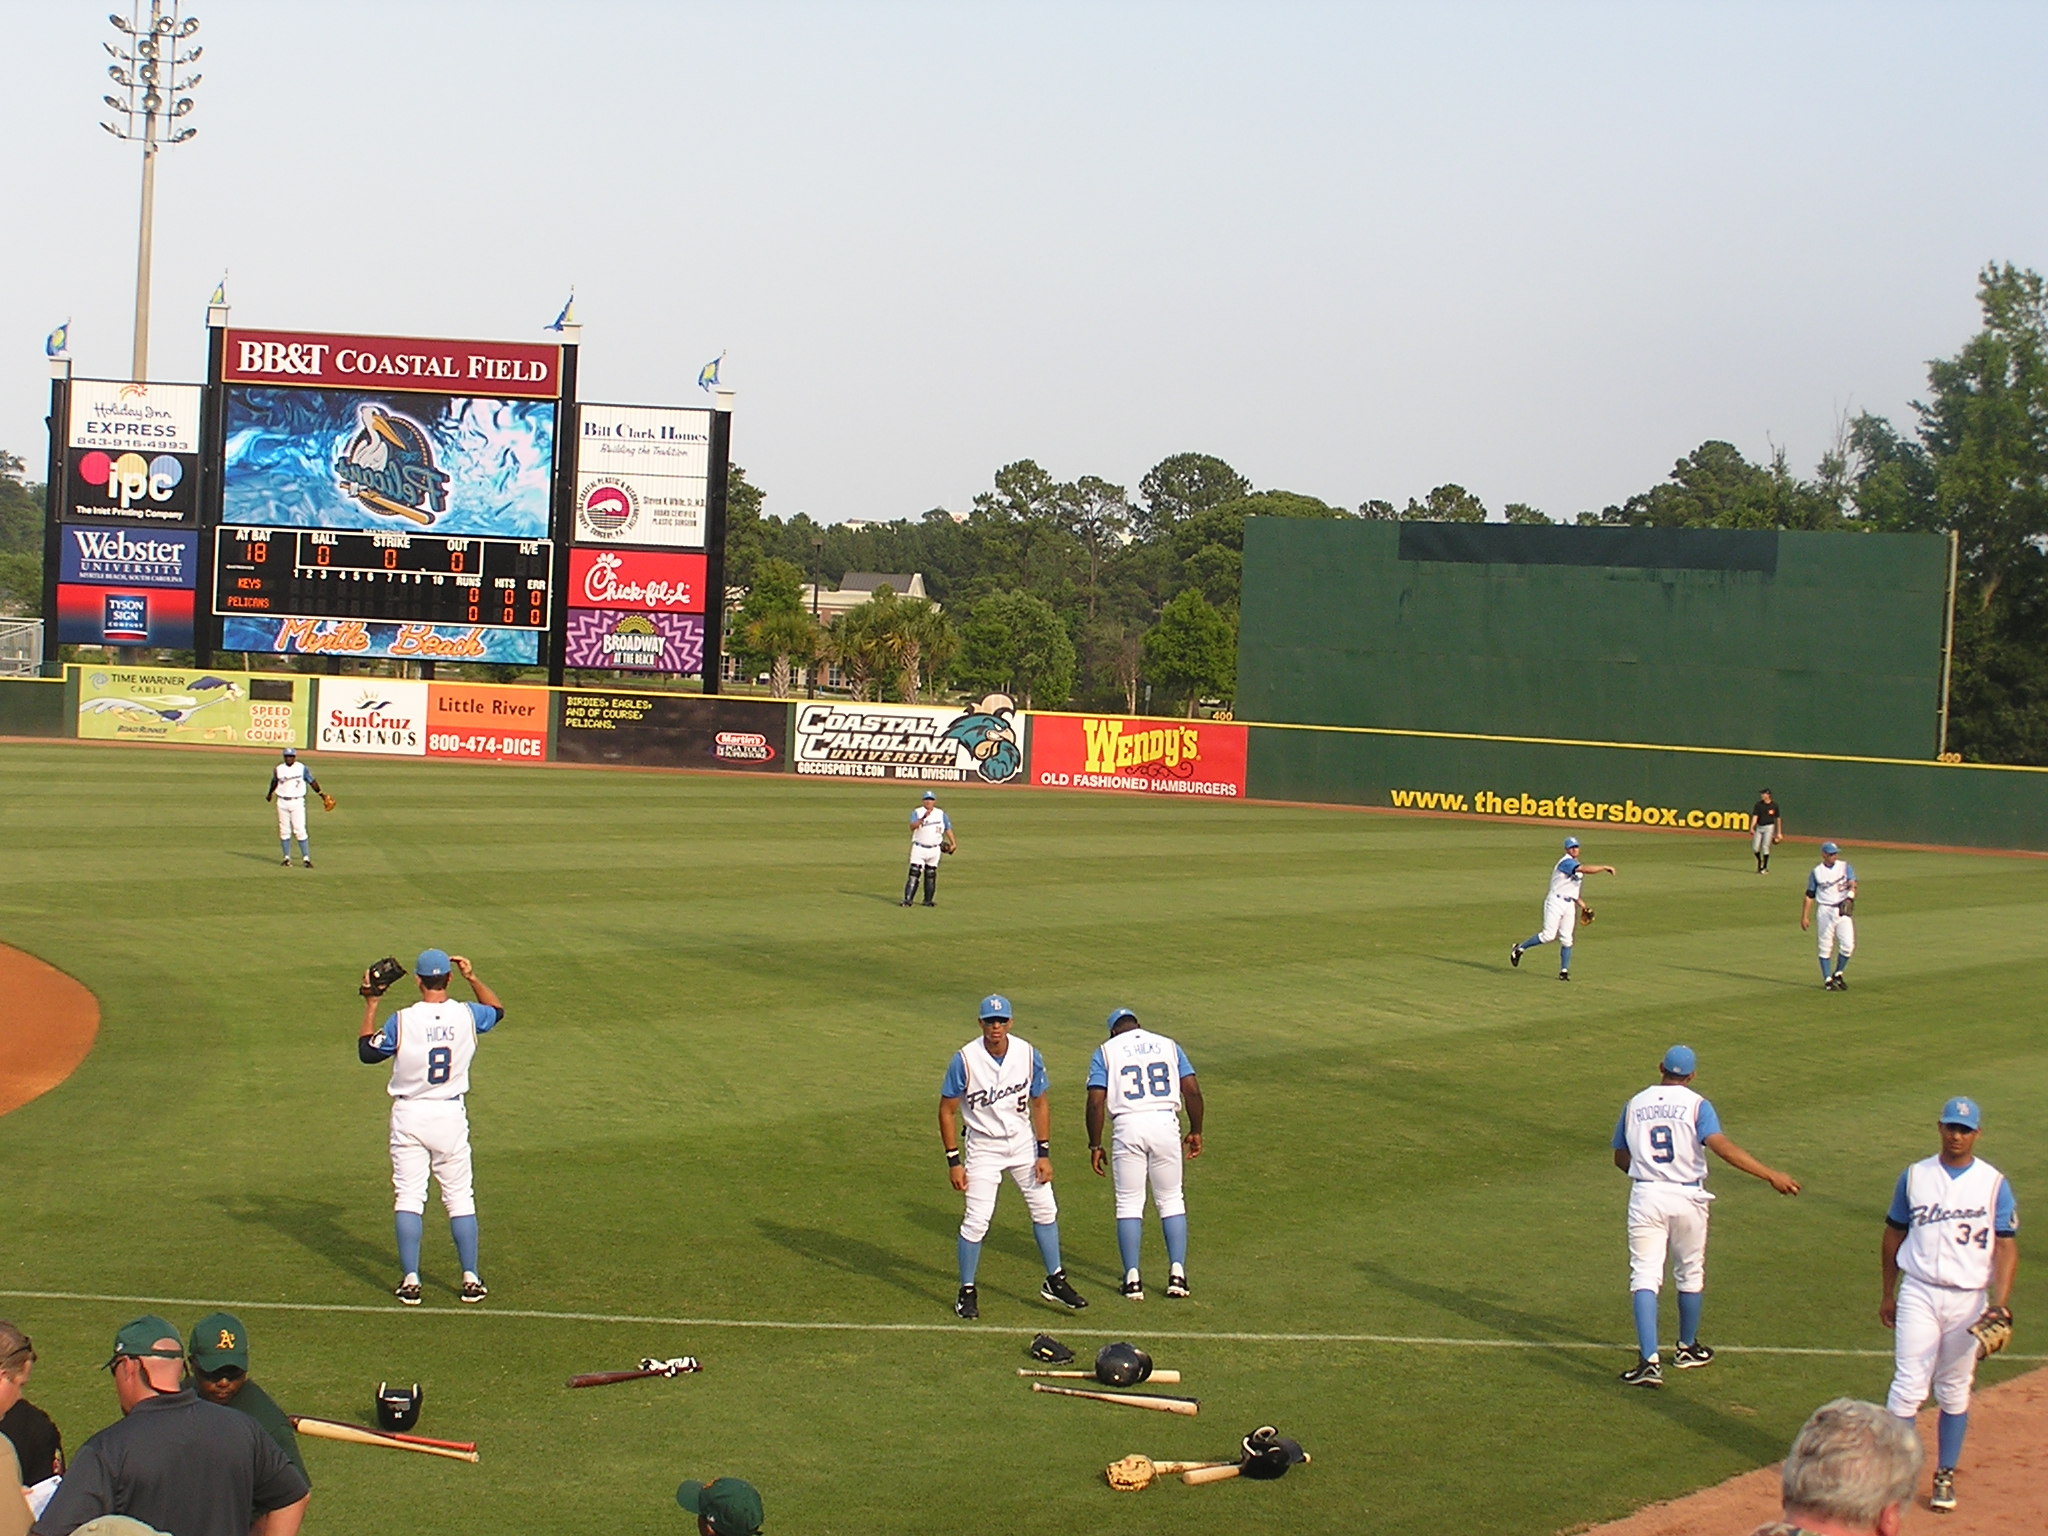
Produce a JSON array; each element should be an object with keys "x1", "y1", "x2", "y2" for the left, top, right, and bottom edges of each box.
[
  {"x1": 1094, "y1": 1341, "x2": 1153, "y2": 1388},
  {"x1": 376, "y1": 1381, "x2": 422, "y2": 1433}
]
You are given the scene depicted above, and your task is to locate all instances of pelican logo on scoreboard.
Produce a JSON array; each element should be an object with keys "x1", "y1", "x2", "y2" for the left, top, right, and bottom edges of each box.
[{"x1": 334, "y1": 405, "x2": 450, "y2": 526}]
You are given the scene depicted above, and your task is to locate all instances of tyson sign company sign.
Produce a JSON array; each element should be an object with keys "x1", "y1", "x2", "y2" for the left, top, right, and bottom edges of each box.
[{"x1": 222, "y1": 329, "x2": 562, "y2": 401}]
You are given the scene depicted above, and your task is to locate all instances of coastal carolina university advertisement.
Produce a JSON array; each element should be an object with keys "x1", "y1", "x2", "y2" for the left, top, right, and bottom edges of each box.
[
  {"x1": 76, "y1": 667, "x2": 309, "y2": 748},
  {"x1": 1028, "y1": 713, "x2": 1249, "y2": 798},
  {"x1": 792, "y1": 697, "x2": 1026, "y2": 784},
  {"x1": 316, "y1": 679, "x2": 547, "y2": 763}
]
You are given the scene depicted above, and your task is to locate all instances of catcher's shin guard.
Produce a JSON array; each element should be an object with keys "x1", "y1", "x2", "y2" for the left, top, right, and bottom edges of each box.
[
  {"x1": 903, "y1": 865, "x2": 921, "y2": 905},
  {"x1": 923, "y1": 867, "x2": 938, "y2": 905}
]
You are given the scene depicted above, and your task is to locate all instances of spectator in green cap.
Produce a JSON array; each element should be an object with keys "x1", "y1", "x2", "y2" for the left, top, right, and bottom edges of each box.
[
  {"x1": 676, "y1": 1477, "x2": 763, "y2": 1536},
  {"x1": 33, "y1": 1317, "x2": 307, "y2": 1536},
  {"x1": 185, "y1": 1315, "x2": 307, "y2": 1487}
]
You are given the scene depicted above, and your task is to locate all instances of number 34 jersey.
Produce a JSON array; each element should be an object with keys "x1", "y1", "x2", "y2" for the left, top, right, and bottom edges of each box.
[
  {"x1": 368, "y1": 1000, "x2": 500, "y2": 1099},
  {"x1": 1614, "y1": 1084, "x2": 1722, "y2": 1185},
  {"x1": 1891, "y1": 1155, "x2": 2016, "y2": 1291},
  {"x1": 1088, "y1": 1028, "x2": 1195, "y2": 1120}
]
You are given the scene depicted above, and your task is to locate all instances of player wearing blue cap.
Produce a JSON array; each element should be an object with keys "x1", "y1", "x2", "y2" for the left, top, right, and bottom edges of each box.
[
  {"x1": 358, "y1": 949, "x2": 505, "y2": 1306},
  {"x1": 265, "y1": 747, "x2": 322, "y2": 868},
  {"x1": 1801, "y1": 841, "x2": 1857, "y2": 989},
  {"x1": 1880, "y1": 1097, "x2": 2018, "y2": 1514},
  {"x1": 938, "y1": 995, "x2": 1087, "y2": 1318},
  {"x1": 1086, "y1": 1009, "x2": 1204, "y2": 1301},
  {"x1": 902, "y1": 791, "x2": 951, "y2": 907},
  {"x1": 1612, "y1": 1045, "x2": 1801, "y2": 1387},
  {"x1": 1511, "y1": 837, "x2": 1615, "y2": 981}
]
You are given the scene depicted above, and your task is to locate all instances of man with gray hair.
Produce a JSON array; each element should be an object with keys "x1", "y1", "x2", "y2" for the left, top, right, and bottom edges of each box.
[{"x1": 1747, "y1": 1398, "x2": 1924, "y2": 1536}]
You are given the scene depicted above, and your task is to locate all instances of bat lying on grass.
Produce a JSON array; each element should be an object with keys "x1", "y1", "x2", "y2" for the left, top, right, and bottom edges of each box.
[
  {"x1": 1029, "y1": 1382, "x2": 1198, "y2": 1415},
  {"x1": 1105, "y1": 1455, "x2": 1232, "y2": 1490},
  {"x1": 289, "y1": 1416, "x2": 479, "y2": 1464},
  {"x1": 567, "y1": 1356, "x2": 702, "y2": 1389}
]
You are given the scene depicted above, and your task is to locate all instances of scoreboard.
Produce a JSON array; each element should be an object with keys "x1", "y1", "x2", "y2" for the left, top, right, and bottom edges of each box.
[{"x1": 214, "y1": 528, "x2": 551, "y2": 630}]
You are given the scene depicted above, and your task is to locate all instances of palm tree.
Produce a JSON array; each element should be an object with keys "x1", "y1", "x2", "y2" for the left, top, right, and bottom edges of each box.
[
  {"x1": 744, "y1": 608, "x2": 820, "y2": 699},
  {"x1": 890, "y1": 597, "x2": 955, "y2": 703}
]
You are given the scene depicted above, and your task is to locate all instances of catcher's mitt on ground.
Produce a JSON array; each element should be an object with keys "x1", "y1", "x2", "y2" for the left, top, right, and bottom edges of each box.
[
  {"x1": 360, "y1": 957, "x2": 406, "y2": 998},
  {"x1": 1970, "y1": 1306, "x2": 2012, "y2": 1359},
  {"x1": 321, "y1": 792, "x2": 336, "y2": 811},
  {"x1": 1028, "y1": 1333, "x2": 1074, "y2": 1364},
  {"x1": 1577, "y1": 902, "x2": 1596, "y2": 924},
  {"x1": 1105, "y1": 1455, "x2": 1223, "y2": 1491}
]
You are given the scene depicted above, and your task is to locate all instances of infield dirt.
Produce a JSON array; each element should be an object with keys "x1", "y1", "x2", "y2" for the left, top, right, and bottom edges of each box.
[{"x1": 0, "y1": 942, "x2": 97, "y2": 1116}]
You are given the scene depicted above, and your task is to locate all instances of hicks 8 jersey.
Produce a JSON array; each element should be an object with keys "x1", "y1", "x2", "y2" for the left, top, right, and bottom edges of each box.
[{"x1": 376, "y1": 1000, "x2": 497, "y2": 1099}]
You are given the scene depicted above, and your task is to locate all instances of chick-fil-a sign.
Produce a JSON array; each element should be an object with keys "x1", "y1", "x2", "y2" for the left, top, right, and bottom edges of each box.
[{"x1": 567, "y1": 548, "x2": 706, "y2": 613}]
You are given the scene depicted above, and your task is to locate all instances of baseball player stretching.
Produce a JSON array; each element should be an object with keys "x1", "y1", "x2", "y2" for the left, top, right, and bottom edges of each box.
[
  {"x1": 1800, "y1": 841, "x2": 1856, "y2": 989},
  {"x1": 938, "y1": 994, "x2": 1087, "y2": 1319},
  {"x1": 1613, "y1": 1045, "x2": 1800, "y2": 1387},
  {"x1": 358, "y1": 949, "x2": 504, "y2": 1306},
  {"x1": 1511, "y1": 836, "x2": 1614, "y2": 981},
  {"x1": 1086, "y1": 1008, "x2": 1204, "y2": 1301},
  {"x1": 902, "y1": 791, "x2": 950, "y2": 907},
  {"x1": 266, "y1": 747, "x2": 321, "y2": 868},
  {"x1": 1880, "y1": 1097, "x2": 2018, "y2": 1515}
]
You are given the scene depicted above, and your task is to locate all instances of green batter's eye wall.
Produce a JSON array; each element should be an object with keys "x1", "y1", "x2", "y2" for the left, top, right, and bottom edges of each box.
[{"x1": 1237, "y1": 520, "x2": 1953, "y2": 762}]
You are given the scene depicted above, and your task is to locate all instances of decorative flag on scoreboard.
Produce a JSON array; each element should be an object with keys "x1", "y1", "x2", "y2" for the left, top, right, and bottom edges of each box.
[
  {"x1": 46, "y1": 320, "x2": 69, "y2": 359},
  {"x1": 546, "y1": 291, "x2": 576, "y2": 332},
  {"x1": 209, "y1": 275, "x2": 227, "y2": 307},
  {"x1": 697, "y1": 352, "x2": 722, "y2": 392}
]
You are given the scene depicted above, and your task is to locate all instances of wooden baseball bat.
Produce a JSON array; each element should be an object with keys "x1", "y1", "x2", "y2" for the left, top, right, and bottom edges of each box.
[
  {"x1": 390, "y1": 1431, "x2": 479, "y2": 1453},
  {"x1": 289, "y1": 1416, "x2": 479, "y2": 1463},
  {"x1": 1183, "y1": 1451, "x2": 1309, "y2": 1486},
  {"x1": 1029, "y1": 1382, "x2": 1198, "y2": 1415},
  {"x1": 566, "y1": 1358, "x2": 702, "y2": 1389},
  {"x1": 1017, "y1": 1367, "x2": 1182, "y2": 1383}
]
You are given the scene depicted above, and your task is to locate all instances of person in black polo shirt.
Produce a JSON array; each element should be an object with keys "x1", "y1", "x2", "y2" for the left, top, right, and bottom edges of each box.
[
  {"x1": 33, "y1": 1316, "x2": 308, "y2": 1536},
  {"x1": 0, "y1": 1322, "x2": 62, "y2": 1485},
  {"x1": 1750, "y1": 789, "x2": 1784, "y2": 874},
  {"x1": 185, "y1": 1315, "x2": 306, "y2": 1490}
]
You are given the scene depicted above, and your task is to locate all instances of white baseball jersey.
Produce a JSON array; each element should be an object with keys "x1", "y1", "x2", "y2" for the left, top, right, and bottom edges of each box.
[
  {"x1": 271, "y1": 762, "x2": 310, "y2": 801},
  {"x1": 945, "y1": 1035, "x2": 1045, "y2": 1154},
  {"x1": 368, "y1": 999, "x2": 500, "y2": 1099},
  {"x1": 1615, "y1": 1085, "x2": 1722, "y2": 1185},
  {"x1": 910, "y1": 804, "x2": 951, "y2": 850},
  {"x1": 1807, "y1": 860, "x2": 1854, "y2": 907},
  {"x1": 1894, "y1": 1154, "x2": 2012, "y2": 1291},
  {"x1": 1547, "y1": 856, "x2": 1584, "y2": 902},
  {"x1": 1091, "y1": 1029, "x2": 1194, "y2": 1120}
]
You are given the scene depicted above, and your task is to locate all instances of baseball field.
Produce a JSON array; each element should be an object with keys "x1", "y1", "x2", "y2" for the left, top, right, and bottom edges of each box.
[{"x1": 1, "y1": 740, "x2": 2043, "y2": 1536}]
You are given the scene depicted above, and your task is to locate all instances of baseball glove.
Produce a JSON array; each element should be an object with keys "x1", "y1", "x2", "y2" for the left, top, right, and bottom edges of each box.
[
  {"x1": 360, "y1": 956, "x2": 406, "y2": 999},
  {"x1": 1577, "y1": 902, "x2": 1596, "y2": 924},
  {"x1": 320, "y1": 792, "x2": 337, "y2": 812},
  {"x1": 1840, "y1": 896, "x2": 1854, "y2": 916},
  {"x1": 1028, "y1": 1333, "x2": 1074, "y2": 1364},
  {"x1": 1970, "y1": 1306, "x2": 2013, "y2": 1359},
  {"x1": 1106, "y1": 1455, "x2": 1154, "y2": 1492},
  {"x1": 941, "y1": 828, "x2": 957, "y2": 855}
]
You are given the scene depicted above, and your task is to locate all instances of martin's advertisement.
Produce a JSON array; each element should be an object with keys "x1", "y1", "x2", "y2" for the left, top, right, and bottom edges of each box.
[
  {"x1": 572, "y1": 403, "x2": 711, "y2": 548},
  {"x1": 555, "y1": 692, "x2": 788, "y2": 773},
  {"x1": 792, "y1": 696, "x2": 1025, "y2": 784},
  {"x1": 62, "y1": 380, "x2": 204, "y2": 525}
]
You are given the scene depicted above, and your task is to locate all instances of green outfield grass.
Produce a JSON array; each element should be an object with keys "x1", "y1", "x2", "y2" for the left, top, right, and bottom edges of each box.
[{"x1": 1, "y1": 742, "x2": 2044, "y2": 1536}]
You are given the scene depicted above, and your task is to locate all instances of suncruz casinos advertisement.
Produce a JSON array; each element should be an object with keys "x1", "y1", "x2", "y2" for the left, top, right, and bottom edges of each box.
[
  {"x1": 317, "y1": 680, "x2": 546, "y2": 764},
  {"x1": 1029, "y1": 713, "x2": 1248, "y2": 798},
  {"x1": 792, "y1": 696, "x2": 1025, "y2": 784},
  {"x1": 62, "y1": 380, "x2": 204, "y2": 526},
  {"x1": 555, "y1": 692, "x2": 788, "y2": 772},
  {"x1": 573, "y1": 403, "x2": 711, "y2": 548},
  {"x1": 56, "y1": 527, "x2": 199, "y2": 646},
  {"x1": 565, "y1": 548, "x2": 708, "y2": 672},
  {"x1": 76, "y1": 667, "x2": 308, "y2": 748}
]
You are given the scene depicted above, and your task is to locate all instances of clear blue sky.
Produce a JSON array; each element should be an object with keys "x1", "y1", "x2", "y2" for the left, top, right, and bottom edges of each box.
[{"x1": 3, "y1": 1, "x2": 2044, "y2": 525}]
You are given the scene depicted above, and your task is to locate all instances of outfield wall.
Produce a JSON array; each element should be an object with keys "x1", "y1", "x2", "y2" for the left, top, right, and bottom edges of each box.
[{"x1": 8, "y1": 668, "x2": 2045, "y2": 852}]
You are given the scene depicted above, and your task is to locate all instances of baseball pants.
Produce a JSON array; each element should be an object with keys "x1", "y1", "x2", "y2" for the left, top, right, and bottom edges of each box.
[
  {"x1": 1815, "y1": 905, "x2": 1856, "y2": 963},
  {"x1": 958, "y1": 1144, "x2": 1056, "y2": 1241},
  {"x1": 1538, "y1": 894, "x2": 1578, "y2": 945},
  {"x1": 275, "y1": 797, "x2": 308, "y2": 840},
  {"x1": 1886, "y1": 1274, "x2": 1984, "y2": 1417},
  {"x1": 1111, "y1": 1114, "x2": 1186, "y2": 1220},
  {"x1": 1627, "y1": 1181, "x2": 1713, "y2": 1293},
  {"x1": 390, "y1": 1098, "x2": 477, "y2": 1219},
  {"x1": 909, "y1": 844, "x2": 942, "y2": 869},
  {"x1": 1752, "y1": 824, "x2": 1776, "y2": 856}
]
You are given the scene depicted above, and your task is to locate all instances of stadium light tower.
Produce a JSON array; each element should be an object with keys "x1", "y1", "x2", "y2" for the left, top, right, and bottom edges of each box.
[{"x1": 101, "y1": 1, "x2": 203, "y2": 382}]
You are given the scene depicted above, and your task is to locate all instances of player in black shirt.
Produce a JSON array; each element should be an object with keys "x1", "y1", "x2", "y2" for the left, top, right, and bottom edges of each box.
[{"x1": 1750, "y1": 789, "x2": 1784, "y2": 874}]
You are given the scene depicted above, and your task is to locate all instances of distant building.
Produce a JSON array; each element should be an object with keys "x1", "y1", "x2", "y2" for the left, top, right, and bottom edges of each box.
[{"x1": 799, "y1": 572, "x2": 931, "y2": 623}]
